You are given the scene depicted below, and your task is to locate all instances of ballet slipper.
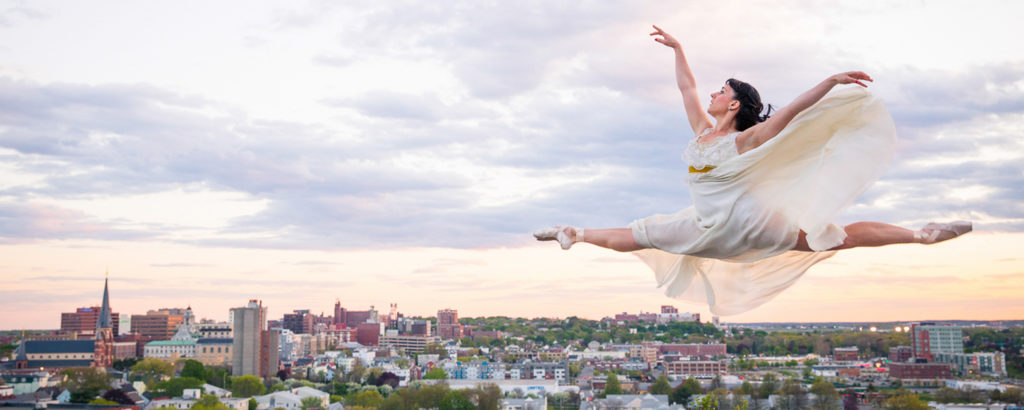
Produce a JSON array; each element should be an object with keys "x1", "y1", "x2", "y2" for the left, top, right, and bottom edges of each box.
[
  {"x1": 533, "y1": 226, "x2": 581, "y2": 250},
  {"x1": 914, "y1": 220, "x2": 972, "y2": 244}
]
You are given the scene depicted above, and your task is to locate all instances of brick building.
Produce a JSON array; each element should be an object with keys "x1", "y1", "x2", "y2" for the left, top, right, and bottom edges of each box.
[
  {"x1": 61, "y1": 307, "x2": 120, "y2": 337},
  {"x1": 437, "y1": 309, "x2": 463, "y2": 340},
  {"x1": 888, "y1": 362, "x2": 952, "y2": 380}
]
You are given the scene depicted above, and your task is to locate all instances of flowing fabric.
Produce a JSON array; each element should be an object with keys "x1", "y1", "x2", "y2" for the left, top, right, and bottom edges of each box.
[{"x1": 629, "y1": 87, "x2": 897, "y2": 316}]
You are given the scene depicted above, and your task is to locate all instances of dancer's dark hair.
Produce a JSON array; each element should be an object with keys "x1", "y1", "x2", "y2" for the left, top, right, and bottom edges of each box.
[{"x1": 727, "y1": 78, "x2": 774, "y2": 131}]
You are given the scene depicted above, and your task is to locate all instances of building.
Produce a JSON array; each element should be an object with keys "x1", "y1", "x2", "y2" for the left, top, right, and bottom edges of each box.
[
  {"x1": 910, "y1": 322, "x2": 963, "y2": 361},
  {"x1": 91, "y1": 275, "x2": 115, "y2": 368},
  {"x1": 437, "y1": 309, "x2": 463, "y2": 340},
  {"x1": 658, "y1": 343, "x2": 727, "y2": 358},
  {"x1": 196, "y1": 338, "x2": 234, "y2": 366},
  {"x1": 333, "y1": 301, "x2": 376, "y2": 328},
  {"x1": 889, "y1": 346, "x2": 913, "y2": 363},
  {"x1": 232, "y1": 300, "x2": 267, "y2": 377},
  {"x1": 60, "y1": 307, "x2": 120, "y2": 338},
  {"x1": 130, "y1": 309, "x2": 185, "y2": 339},
  {"x1": 356, "y1": 323, "x2": 383, "y2": 346},
  {"x1": 664, "y1": 360, "x2": 727, "y2": 377},
  {"x1": 378, "y1": 334, "x2": 433, "y2": 354},
  {"x1": 934, "y1": 352, "x2": 1007, "y2": 377},
  {"x1": 16, "y1": 275, "x2": 115, "y2": 369},
  {"x1": 282, "y1": 310, "x2": 314, "y2": 335},
  {"x1": 260, "y1": 328, "x2": 281, "y2": 378},
  {"x1": 888, "y1": 362, "x2": 952, "y2": 380},
  {"x1": 834, "y1": 346, "x2": 859, "y2": 361}
]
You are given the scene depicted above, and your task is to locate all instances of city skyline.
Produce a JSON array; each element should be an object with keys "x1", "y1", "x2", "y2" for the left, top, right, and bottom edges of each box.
[{"x1": 2, "y1": 1, "x2": 1023, "y2": 329}]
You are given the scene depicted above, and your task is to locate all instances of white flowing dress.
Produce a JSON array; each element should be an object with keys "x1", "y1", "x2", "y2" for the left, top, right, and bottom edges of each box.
[{"x1": 628, "y1": 87, "x2": 897, "y2": 316}]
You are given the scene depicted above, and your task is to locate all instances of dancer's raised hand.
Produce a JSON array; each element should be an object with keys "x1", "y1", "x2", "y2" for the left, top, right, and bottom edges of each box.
[
  {"x1": 650, "y1": 25, "x2": 680, "y2": 49},
  {"x1": 830, "y1": 71, "x2": 873, "y2": 88}
]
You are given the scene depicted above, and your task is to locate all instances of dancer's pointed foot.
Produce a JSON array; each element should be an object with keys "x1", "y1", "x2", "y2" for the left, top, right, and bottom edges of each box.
[
  {"x1": 533, "y1": 226, "x2": 580, "y2": 250},
  {"x1": 914, "y1": 220, "x2": 972, "y2": 244}
]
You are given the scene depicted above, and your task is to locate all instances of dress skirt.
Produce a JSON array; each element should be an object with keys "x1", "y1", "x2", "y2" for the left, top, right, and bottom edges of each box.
[{"x1": 629, "y1": 87, "x2": 897, "y2": 316}]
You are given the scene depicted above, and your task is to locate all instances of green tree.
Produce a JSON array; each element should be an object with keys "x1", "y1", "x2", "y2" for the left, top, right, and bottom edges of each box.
[
  {"x1": 61, "y1": 367, "x2": 114, "y2": 403},
  {"x1": 649, "y1": 375, "x2": 672, "y2": 395},
  {"x1": 131, "y1": 358, "x2": 175, "y2": 385},
  {"x1": 422, "y1": 343, "x2": 449, "y2": 359},
  {"x1": 810, "y1": 378, "x2": 839, "y2": 410},
  {"x1": 603, "y1": 373, "x2": 622, "y2": 397},
  {"x1": 89, "y1": 398, "x2": 119, "y2": 405},
  {"x1": 112, "y1": 357, "x2": 139, "y2": 371},
  {"x1": 152, "y1": 377, "x2": 204, "y2": 398},
  {"x1": 669, "y1": 377, "x2": 702, "y2": 405},
  {"x1": 883, "y1": 392, "x2": 928, "y2": 410},
  {"x1": 423, "y1": 368, "x2": 448, "y2": 380},
  {"x1": 230, "y1": 375, "x2": 266, "y2": 398},
  {"x1": 758, "y1": 373, "x2": 779, "y2": 399},
  {"x1": 180, "y1": 360, "x2": 206, "y2": 380},
  {"x1": 350, "y1": 390, "x2": 384, "y2": 408},
  {"x1": 439, "y1": 390, "x2": 474, "y2": 410},
  {"x1": 192, "y1": 394, "x2": 230, "y2": 410},
  {"x1": 247, "y1": 398, "x2": 257, "y2": 410},
  {"x1": 300, "y1": 396, "x2": 323, "y2": 410}
]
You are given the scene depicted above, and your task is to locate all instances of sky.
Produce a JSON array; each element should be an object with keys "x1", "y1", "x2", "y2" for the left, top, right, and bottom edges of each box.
[{"x1": 1, "y1": 0, "x2": 1023, "y2": 330}]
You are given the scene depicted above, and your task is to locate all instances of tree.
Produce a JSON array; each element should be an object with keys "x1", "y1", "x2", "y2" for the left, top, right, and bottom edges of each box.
[
  {"x1": 248, "y1": 398, "x2": 258, "y2": 410},
  {"x1": 350, "y1": 390, "x2": 384, "y2": 408},
  {"x1": 61, "y1": 367, "x2": 113, "y2": 403},
  {"x1": 470, "y1": 383, "x2": 502, "y2": 410},
  {"x1": 300, "y1": 396, "x2": 323, "y2": 410},
  {"x1": 758, "y1": 373, "x2": 779, "y2": 399},
  {"x1": 112, "y1": 357, "x2": 139, "y2": 371},
  {"x1": 152, "y1": 377, "x2": 204, "y2": 398},
  {"x1": 777, "y1": 378, "x2": 807, "y2": 410},
  {"x1": 377, "y1": 372, "x2": 400, "y2": 388},
  {"x1": 102, "y1": 388, "x2": 136, "y2": 405},
  {"x1": 669, "y1": 377, "x2": 702, "y2": 405},
  {"x1": 423, "y1": 368, "x2": 448, "y2": 380},
  {"x1": 422, "y1": 343, "x2": 449, "y2": 359},
  {"x1": 89, "y1": 398, "x2": 119, "y2": 405},
  {"x1": 132, "y1": 358, "x2": 175, "y2": 385},
  {"x1": 603, "y1": 372, "x2": 622, "y2": 397},
  {"x1": 810, "y1": 379, "x2": 840, "y2": 410},
  {"x1": 192, "y1": 394, "x2": 230, "y2": 410},
  {"x1": 439, "y1": 390, "x2": 474, "y2": 410},
  {"x1": 649, "y1": 375, "x2": 672, "y2": 395},
  {"x1": 883, "y1": 392, "x2": 928, "y2": 410},
  {"x1": 180, "y1": 360, "x2": 206, "y2": 380},
  {"x1": 230, "y1": 375, "x2": 266, "y2": 398}
]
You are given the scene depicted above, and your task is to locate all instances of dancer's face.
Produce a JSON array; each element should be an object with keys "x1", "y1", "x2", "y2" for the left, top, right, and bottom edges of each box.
[{"x1": 708, "y1": 84, "x2": 738, "y2": 116}]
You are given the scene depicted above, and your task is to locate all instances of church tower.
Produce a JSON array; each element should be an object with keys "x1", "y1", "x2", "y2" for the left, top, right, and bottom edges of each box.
[{"x1": 92, "y1": 272, "x2": 115, "y2": 368}]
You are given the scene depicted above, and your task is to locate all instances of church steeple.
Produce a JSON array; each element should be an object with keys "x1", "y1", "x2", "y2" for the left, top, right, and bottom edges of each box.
[{"x1": 96, "y1": 269, "x2": 113, "y2": 335}]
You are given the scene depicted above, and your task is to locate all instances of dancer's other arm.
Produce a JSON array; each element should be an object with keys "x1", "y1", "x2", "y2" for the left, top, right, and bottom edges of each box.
[
  {"x1": 651, "y1": 25, "x2": 712, "y2": 136},
  {"x1": 736, "y1": 71, "x2": 872, "y2": 154}
]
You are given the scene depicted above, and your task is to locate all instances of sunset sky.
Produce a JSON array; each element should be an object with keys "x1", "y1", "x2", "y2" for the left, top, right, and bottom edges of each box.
[{"x1": 2, "y1": 0, "x2": 1022, "y2": 330}]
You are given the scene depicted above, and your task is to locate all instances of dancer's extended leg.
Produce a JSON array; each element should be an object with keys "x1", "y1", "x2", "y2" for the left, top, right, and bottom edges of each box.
[
  {"x1": 793, "y1": 221, "x2": 971, "y2": 251},
  {"x1": 534, "y1": 227, "x2": 644, "y2": 252},
  {"x1": 580, "y1": 228, "x2": 644, "y2": 252}
]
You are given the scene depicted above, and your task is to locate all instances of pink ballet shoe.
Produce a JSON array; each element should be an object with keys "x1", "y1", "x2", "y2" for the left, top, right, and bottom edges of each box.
[
  {"x1": 533, "y1": 226, "x2": 581, "y2": 250},
  {"x1": 914, "y1": 220, "x2": 972, "y2": 244}
]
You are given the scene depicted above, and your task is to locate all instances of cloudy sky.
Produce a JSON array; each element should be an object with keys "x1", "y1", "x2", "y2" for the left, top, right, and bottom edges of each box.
[{"x1": 2, "y1": 0, "x2": 1022, "y2": 330}]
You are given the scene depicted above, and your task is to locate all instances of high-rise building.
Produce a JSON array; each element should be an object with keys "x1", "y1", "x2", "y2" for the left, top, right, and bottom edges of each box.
[
  {"x1": 61, "y1": 307, "x2": 120, "y2": 337},
  {"x1": 232, "y1": 300, "x2": 267, "y2": 377},
  {"x1": 260, "y1": 328, "x2": 280, "y2": 378},
  {"x1": 661, "y1": 305, "x2": 678, "y2": 314},
  {"x1": 911, "y1": 322, "x2": 963, "y2": 361},
  {"x1": 130, "y1": 309, "x2": 185, "y2": 339},
  {"x1": 437, "y1": 309, "x2": 462, "y2": 340},
  {"x1": 282, "y1": 310, "x2": 313, "y2": 335}
]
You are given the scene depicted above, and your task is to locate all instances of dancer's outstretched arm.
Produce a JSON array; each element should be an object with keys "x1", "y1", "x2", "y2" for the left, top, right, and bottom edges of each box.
[
  {"x1": 736, "y1": 71, "x2": 872, "y2": 154},
  {"x1": 650, "y1": 25, "x2": 712, "y2": 136}
]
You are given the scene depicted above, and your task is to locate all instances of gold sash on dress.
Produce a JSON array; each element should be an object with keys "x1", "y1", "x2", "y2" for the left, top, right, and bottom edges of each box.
[{"x1": 689, "y1": 166, "x2": 715, "y2": 174}]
